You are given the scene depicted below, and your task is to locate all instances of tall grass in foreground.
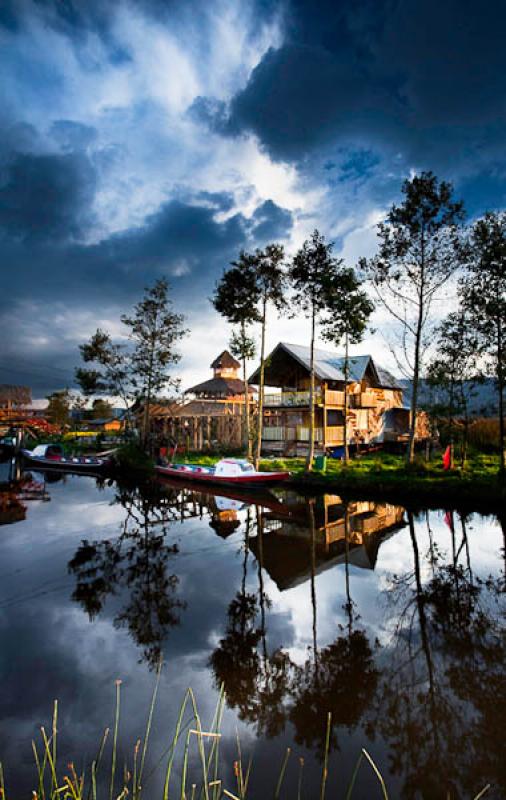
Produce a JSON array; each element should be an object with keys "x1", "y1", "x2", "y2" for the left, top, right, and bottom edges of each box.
[{"x1": 0, "y1": 674, "x2": 491, "y2": 800}]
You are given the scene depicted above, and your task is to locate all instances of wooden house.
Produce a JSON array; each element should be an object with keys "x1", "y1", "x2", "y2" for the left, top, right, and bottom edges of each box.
[
  {"x1": 86, "y1": 417, "x2": 124, "y2": 433},
  {"x1": 249, "y1": 342, "x2": 428, "y2": 455},
  {"x1": 249, "y1": 495, "x2": 406, "y2": 591}
]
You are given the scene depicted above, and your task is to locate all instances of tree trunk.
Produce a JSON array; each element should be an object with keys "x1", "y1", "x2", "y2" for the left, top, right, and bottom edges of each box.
[
  {"x1": 255, "y1": 297, "x2": 267, "y2": 469},
  {"x1": 241, "y1": 322, "x2": 252, "y2": 459},
  {"x1": 306, "y1": 306, "x2": 316, "y2": 471},
  {"x1": 343, "y1": 331, "x2": 349, "y2": 463},
  {"x1": 498, "y1": 319, "x2": 505, "y2": 478},
  {"x1": 408, "y1": 231, "x2": 426, "y2": 464}
]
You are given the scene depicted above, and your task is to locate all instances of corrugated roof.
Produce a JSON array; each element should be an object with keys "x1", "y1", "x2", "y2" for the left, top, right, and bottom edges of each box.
[
  {"x1": 185, "y1": 377, "x2": 255, "y2": 396},
  {"x1": 251, "y1": 342, "x2": 402, "y2": 388}
]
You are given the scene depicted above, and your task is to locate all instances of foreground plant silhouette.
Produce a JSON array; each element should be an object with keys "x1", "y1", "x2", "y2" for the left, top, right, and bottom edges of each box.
[{"x1": 1, "y1": 669, "x2": 491, "y2": 800}]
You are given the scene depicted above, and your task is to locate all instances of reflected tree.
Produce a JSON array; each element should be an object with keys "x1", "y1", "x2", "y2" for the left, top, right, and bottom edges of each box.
[
  {"x1": 210, "y1": 507, "x2": 292, "y2": 738},
  {"x1": 68, "y1": 481, "x2": 186, "y2": 667},
  {"x1": 375, "y1": 510, "x2": 506, "y2": 798},
  {"x1": 289, "y1": 501, "x2": 380, "y2": 757}
]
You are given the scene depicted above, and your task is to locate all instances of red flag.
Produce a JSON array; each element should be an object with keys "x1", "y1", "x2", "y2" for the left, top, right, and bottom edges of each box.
[
  {"x1": 442, "y1": 445, "x2": 452, "y2": 470},
  {"x1": 444, "y1": 510, "x2": 455, "y2": 533}
]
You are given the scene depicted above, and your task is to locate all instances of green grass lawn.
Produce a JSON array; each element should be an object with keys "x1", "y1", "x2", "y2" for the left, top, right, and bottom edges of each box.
[{"x1": 181, "y1": 449, "x2": 504, "y2": 508}]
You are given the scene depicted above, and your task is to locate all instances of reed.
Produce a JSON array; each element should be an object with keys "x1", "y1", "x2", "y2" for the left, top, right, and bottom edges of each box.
[{"x1": 1, "y1": 679, "x2": 491, "y2": 800}]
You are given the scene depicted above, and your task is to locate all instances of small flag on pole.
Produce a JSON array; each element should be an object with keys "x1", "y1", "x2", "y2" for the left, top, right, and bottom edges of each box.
[{"x1": 442, "y1": 445, "x2": 452, "y2": 470}]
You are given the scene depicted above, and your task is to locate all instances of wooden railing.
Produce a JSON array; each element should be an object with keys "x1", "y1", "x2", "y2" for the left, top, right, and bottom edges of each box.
[
  {"x1": 324, "y1": 389, "x2": 345, "y2": 406},
  {"x1": 354, "y1": 392, "x2": 377, "y2": 408},
  {"x1": 263, "y1": 390, "x2": 322, "y2": 407},
  {"x1": 262, "y1": 426, "x2": 286, "y2": 441},
  {"x1": 297, "y1": 426, "x2": 323, "y2": 442},
  {"x1": 325, "y1": 426, "x2": 344, "y2": 444}
]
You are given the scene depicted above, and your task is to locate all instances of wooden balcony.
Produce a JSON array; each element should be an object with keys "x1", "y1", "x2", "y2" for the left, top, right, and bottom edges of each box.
[
  {"x1": 324, "y1": 425, "x2": 344, "y2": 444},
  {"x1": 354, "y1": 392, "x2": 377, "y2": 408},
  {"x1": 297, "y1": 426, "x2": 323, "y2": 441},
  {"x1": 263, "y1": 390, "x2": 322, "y2": 407},
  {"x1": 263, "y1": 424, "x2": 344, "y2": 444},
  {"x1": 324, "y1": 389, "x2": 345, "y2": 406},
  {"x1": 262, "y1": 426, "x2": 286, "y2": 441}
]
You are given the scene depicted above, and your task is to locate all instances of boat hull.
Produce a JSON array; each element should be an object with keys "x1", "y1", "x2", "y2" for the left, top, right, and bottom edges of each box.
[
  {"x1": 155, "y1": 464, "x2": 289, "y2": 486},
  {"x1": 21, "y1": 454, "x2": 112, "y2": 476}
]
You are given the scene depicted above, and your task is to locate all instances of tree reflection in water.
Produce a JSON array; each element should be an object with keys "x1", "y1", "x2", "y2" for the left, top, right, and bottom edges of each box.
[
  {"x1": 210, "y1": 507, "x2": 291, "y2": 738},
  {"x1": 376, "y1": 510, "x2": 506, "y2": 799},
  {"x1": 68, "y1": 482, "x2": 186, "y2": 667},
  {"x1": 67, "y1": 479, "x2": 505, "y2": 793},
  {"x1": 288, "y1": 500, "x2": 380, "y2": 758},
  {"x1": 210, "y1": 498, "x2": 380, "y2": 756}
]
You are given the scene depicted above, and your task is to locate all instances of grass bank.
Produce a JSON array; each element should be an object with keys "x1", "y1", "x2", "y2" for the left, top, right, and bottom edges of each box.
[
  {"x1": 281, "y1": 452, "x2": 504, "y2": 512},
  {"x1": 183, "y1": 451, "x2": 505, "y2": 512}
]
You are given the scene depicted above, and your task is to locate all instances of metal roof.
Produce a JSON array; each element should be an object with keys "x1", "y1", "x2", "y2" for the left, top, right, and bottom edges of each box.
[{"x1": 250, "y1": 342, "x2": 402, "y2": 389}]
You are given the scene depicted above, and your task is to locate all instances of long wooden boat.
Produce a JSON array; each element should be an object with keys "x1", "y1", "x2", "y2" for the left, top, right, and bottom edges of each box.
[
  {"x1": 21, "y1": 444, "x2": 112, "y2": 475},
  {"x1": 155, "y1": 458, "x2": 289, "y2": 487}
]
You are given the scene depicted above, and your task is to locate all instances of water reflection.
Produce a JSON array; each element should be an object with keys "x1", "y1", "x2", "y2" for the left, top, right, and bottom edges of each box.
[
  {"x1": 68, "y1": 482, "x2": 186, "y2": 667},
  {"x1": 374, "y1": 509, "x2": 506, "y2": 798},
  {"x1": 2, "y1": 472, "x2": 504, "y2": 798}
]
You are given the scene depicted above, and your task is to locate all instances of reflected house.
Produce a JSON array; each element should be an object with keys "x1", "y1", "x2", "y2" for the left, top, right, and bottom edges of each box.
[
  {"x1": 145, "y1": 350, "x2": 256, "y2": 449},
  {"x1": 249, "y1": 342, "x2": 429, "y2": 455},
  {"x1": 249, "y1": 496, "x2": 406, "y2": 591}
]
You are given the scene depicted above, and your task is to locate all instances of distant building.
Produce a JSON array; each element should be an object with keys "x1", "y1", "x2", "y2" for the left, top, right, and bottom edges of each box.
[{"x1": 0, "y1": 384, "x2": 32, "y2": 411}]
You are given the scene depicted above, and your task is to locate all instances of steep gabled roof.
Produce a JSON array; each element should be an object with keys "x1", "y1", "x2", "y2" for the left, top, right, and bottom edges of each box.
[
  {"x1": 211, "y1": 350, "x2": 240, "y2": 370},
  {"x1": 185, "y1": 377, "x2": 255, "y2": 396},
  {"x1": 249, "y1": 342, "x2": 402, "y2": 389}
]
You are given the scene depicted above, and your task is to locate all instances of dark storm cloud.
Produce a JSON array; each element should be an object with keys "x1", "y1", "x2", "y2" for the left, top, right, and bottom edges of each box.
[
  {"x1": 251, "y1": 199, "x2": 293, "y2": 242},
  {"x1": 221, "y1": 0, "x2": 506, "y2": 172},
  {"x1": 0, "y1": 149, "x2": 97, "y2": 242}
]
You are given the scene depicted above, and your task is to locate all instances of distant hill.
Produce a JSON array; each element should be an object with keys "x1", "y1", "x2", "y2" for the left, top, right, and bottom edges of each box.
[{"x1": 401, "y1": 377, "x2": 499, "y2": 417}]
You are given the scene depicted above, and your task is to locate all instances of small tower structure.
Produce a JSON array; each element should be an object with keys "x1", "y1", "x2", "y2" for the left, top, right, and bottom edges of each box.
[{"x1": 185, "y1": 350, "x2": 255, "y2": 403}]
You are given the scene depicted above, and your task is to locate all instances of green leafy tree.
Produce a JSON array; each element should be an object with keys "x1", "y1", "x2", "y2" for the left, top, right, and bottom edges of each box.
[
  {"x1": 361, "y1": 172, "x2": 466, "y2": 462},
  {"x1": 46, "y1": 389, "x2": 72, "y2": 428},
  {"x1": 290, "y1": 230, "x2": 342, "y2": 471},
  {"x1": 91, "y1": 398, "x2": 114, "y2": 419},
  {"x1": 321, "y1": 266, "x2": 374, "y2": 462},
  {"x1": 212, "y1": 253, "x2": 261, "y2": 457},
  {"x1": 253, "y1": 244, "x2": 286, "y2": 468},
  {"x1": 76, "y1": 329, "x2": 133, "y2": 422},
  {"x1": 230, "y1": 325, "x2": 257, "y2": 455},
  {"x1": 426, "y1": 309, "x2": 481, "y2": 466},
  {"x1": 121, "y1": 279, "x2": 186, "y2": 447},
  {"x1": 462, "y1": 211, "x2": 506, "y2": 476}
]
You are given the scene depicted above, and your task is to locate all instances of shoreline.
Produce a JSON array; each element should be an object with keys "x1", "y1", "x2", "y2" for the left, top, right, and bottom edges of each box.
[{"x1": 286, "y1": 472, "x2": 506, "y2": 514}]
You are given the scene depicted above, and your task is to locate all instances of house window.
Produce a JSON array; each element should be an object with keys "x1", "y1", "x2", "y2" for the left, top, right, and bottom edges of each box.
[{"x1": 327, "y1": 409, "x2": 343, "y2": 426}]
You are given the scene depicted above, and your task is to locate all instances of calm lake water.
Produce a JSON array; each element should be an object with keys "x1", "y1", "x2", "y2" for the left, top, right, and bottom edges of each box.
[{"x1": 0, "y1": 471, "x2": 505, "y2": 799}]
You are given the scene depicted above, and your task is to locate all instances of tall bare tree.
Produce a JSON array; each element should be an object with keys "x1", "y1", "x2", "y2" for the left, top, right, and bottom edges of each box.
[
  {"x1": 361, "y1": 171, "x2": 466, "y2": 462},
  {"x1": 426, "y1": 309, "x2": 480, "y2": 467},
  {"x1": 253, "y1": 244, "x2": 286, "y2": 468},
  {"x1": 462, "y1": 211, "x2": 506, "y2": 477},
  {"x1": 212, "y1": 253, "x2": 261, "y2": 457},
  {"x1": 321, "y1": 265, "x2": 374, "y2": 462},
  {"x1": 290, "y1": 230, "x2": 341, "y2": 471}
]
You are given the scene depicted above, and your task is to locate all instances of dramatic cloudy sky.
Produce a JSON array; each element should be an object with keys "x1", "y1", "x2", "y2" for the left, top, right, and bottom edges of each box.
[{"x1": 1, "y1": 0, "x2": 505, "y2": 397}]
